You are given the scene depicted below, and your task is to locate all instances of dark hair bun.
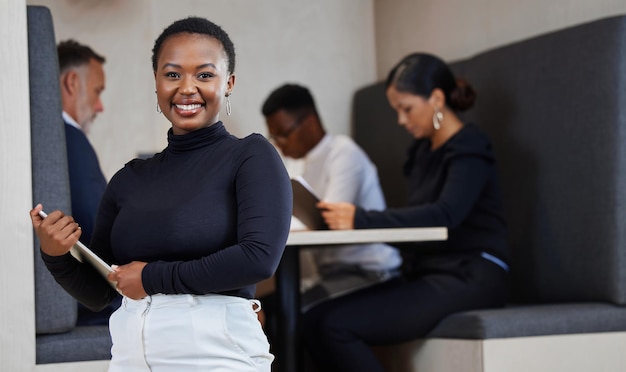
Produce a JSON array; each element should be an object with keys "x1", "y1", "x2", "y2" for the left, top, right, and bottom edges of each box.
[{"x1": 449, "y1": 78, "x2": 476, "y2": 111}]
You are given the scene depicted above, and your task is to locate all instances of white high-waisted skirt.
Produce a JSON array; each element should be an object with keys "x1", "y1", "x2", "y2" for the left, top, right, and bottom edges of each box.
[{"x1": 108, "y1": 293, "x2": 273, "y2": 371}]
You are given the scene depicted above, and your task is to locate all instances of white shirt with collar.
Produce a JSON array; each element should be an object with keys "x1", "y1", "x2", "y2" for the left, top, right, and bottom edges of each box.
[
  {"x1": 286, "y1": 134, "x2": 402, "y2": 272},
  {"x1": 62, "y1": 111, "x2": 82, "y2": 131}
]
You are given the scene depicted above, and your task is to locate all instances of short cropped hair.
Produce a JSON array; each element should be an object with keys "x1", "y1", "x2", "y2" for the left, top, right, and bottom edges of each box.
[
  {"x1": 261, "y1": 83, "x2": 319, "y2": 118},
  {"x1": 151, "y1": 16, "x2": 236, "y2": 74},
  {"x1": 57, "y1": 39, "x2": 105, "y2": 74}
]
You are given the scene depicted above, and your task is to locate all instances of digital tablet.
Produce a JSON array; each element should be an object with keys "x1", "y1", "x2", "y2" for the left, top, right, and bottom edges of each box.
[
  {"x1": 38, "y1": 210, "x2": 119, "y2": 291},
  {"x1": 290, "y1": 177, "x2": 328, "y2": 230}
]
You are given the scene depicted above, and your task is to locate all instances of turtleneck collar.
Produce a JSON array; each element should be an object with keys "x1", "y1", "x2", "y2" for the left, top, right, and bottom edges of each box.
[{"x1": 167, "y1": 122, "x2": 228, "y2": 154}]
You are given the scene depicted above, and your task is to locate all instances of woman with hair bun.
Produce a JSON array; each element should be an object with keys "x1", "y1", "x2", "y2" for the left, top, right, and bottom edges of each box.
[{"x1": 304, "y1": 53, "x2": 510, "y2": 372}]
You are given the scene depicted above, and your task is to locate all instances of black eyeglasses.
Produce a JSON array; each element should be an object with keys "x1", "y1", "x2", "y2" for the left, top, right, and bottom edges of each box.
[{"x1": 268, "y1": 115, "x2": 307, "y2": 142}]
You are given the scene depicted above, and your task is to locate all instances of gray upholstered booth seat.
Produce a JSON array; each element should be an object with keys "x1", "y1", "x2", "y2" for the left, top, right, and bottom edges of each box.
[
  {"x1": 354, "y1": 14, "x2": 626, "y2": 345},
  {"x1": 28, "y1": 5, "x2": 112, "y2": 364},
  {"x1": 428, "y1": 303, "x2": 626, "y2": 339},
  {"x1": 36, "y1": 326, "x2": 112, "y2": 364}
]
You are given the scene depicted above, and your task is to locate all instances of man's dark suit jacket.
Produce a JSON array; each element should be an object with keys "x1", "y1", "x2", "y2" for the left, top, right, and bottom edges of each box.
[
  {"x1": 64, "y1": 122, "x2": 107, "y2": 246},
  {"x1": 65, "y1": 122, "x2": 120, "y2": 326}
]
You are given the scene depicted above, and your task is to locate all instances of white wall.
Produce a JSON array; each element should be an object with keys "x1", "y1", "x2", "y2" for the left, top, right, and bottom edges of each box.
[
  {"x1": 26, "y1": 0, "x2": 377, "y2": 180},
  {"x1": 374, "y1": 0, "x2": 626, "y2": 79},
  {"x1": 0, "y1": 0, "x2": 37, "y2": 370}
]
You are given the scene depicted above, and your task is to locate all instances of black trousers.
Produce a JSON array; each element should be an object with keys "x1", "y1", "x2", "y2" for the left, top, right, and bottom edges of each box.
[{"x1": 301, "y1": 253, "x2": 509, "y2": 372}]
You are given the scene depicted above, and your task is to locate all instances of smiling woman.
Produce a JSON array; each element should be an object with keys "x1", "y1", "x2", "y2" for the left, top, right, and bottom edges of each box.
[
  {"x1": 154, "y1": 33, "x2": 234, "y2": 135},
  {"x1": 30, "y1": 16, "x2": 292, "y2": 372}
]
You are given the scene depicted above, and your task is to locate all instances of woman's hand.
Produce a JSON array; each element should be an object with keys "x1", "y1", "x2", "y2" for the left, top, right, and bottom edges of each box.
[
  {"x1": 317, "y1": 201, "x2": 356, "y2": 230},
  {"x1": 109, "y1": 261, "x2": 148, "y2": 300},
  {"x1": 29, "y1": 204, "x2": 81, "y2": 256}
]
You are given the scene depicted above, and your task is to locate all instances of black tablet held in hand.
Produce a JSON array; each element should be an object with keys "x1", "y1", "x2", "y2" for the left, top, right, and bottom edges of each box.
[{"x1": 290, "y1": 178, "x2": 328, "y2": 230}]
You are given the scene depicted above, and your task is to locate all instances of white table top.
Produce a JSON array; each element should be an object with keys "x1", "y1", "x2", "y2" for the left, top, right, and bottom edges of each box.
[{"x1": 286, "y1": 227, "x2": 447, "y2": 246}]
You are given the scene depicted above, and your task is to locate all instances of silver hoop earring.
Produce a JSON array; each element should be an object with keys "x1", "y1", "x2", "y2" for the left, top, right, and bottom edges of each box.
[
  {"x1": 433, "y1": 108, "x2": 443, "y2": 130},
  {"x1": 226, "y1": 94, "x2": 232, "y2": 116},
  {"x1": 155, "y1": 90, "x2": 162, "y2": 113}
]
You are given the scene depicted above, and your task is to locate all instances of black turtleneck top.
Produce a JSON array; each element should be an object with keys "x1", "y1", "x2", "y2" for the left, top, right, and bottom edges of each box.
[
  {"x1": 42, "y1": 123, "x2": 292, "y2": 310},
  {"x1": 353, "y1": 124, "x2": 509, "y2": 265}
]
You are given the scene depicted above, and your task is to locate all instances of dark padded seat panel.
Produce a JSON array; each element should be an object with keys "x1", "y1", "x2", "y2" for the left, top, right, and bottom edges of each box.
[
  {"x1": 353, "y1": 15, "x2": 626, "y2": 339},
  {"x1": 451, "y1": 15, "x2": 626, "y2": 305},
  {"x1": 428, "y1": 303, "x2": 626, "y2": 339},
  {"x1": 353, "y1": 85, "x2": 412, "y2": 209},
  {"x1": 36, "y1": 326, "x2": 112, "y2": 364},
  {"x1": 28, "y1": 4, "x2": 76, "y2": 335},
  {"x1": 28, "y1": 5, "x2": 112, "y2": 363}
]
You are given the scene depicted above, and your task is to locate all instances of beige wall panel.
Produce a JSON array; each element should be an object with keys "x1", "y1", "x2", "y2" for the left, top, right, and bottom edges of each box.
[
  {"x1": 376, "y1": 333, "x2": 626, "y2": 372},
  {"x1": 483, "y1": 332, "x2": 626, "y2": 371},
  {"x1": 27, "y1": 0, "x2": 377, "y2": 180},
  {"x1": 0, "y1": 0, "x2": 36, "y2": 370},
  {"x1": 374, "y1": 0, "x2": 626, "y2": 79}
]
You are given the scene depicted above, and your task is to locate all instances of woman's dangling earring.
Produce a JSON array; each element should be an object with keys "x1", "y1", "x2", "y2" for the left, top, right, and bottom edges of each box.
[
  {"x1": 226, "y1": 92, "x2": 232, "y2": 116},
  {"x1": 433, "y1": 107, "x2": 443, "y2": 130},
  {"x1": 155, "y1": 90, "x2": 161, "y2": 113}
]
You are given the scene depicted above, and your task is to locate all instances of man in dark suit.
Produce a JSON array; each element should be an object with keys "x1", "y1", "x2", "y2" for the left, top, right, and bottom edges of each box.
[{"x1": 58, "y1": 39, "x2": 120, "y2": 325}]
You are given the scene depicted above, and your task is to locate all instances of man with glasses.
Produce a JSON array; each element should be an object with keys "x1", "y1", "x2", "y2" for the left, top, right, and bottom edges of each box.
[{"x1": 258, "y1": 83, "x2": 402, "y2": 340}]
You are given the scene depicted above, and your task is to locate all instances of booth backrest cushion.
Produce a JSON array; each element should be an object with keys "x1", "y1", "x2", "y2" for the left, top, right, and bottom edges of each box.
[
  {"x1": 28, "y1": 5, "x2": 78, "y2": 334},
  {"x1": 353, "y1": 15, "x2": 626, "y2": 305}
]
